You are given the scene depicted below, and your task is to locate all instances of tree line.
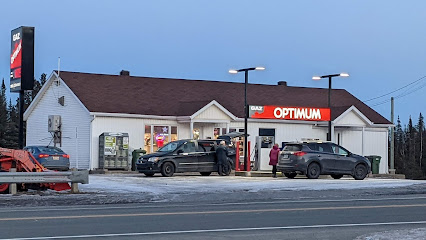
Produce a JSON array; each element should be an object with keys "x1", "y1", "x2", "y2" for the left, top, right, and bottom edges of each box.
[
  {"x1": 0, "y1": 73, "x2": 46, "y2": 149},
  {"x1": 395, "y1": 114, "x2": 425, "y2": 179},
  {"x1": 0, "y1": 73, "x2": 425, "y2": 179}
]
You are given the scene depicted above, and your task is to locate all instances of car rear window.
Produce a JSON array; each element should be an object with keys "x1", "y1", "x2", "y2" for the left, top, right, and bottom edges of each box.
[
  {"x1": 283, "y1": 144, "x2": 302, "y2": 151},
  {"x1": 36, "y1": 147, "x2": 64, "y2": 154},
  {"x1": 307, "y1": 143, "x2": 333, "y2": 153}
]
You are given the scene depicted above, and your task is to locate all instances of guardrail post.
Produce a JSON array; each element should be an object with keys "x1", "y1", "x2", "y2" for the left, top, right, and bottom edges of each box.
[
  {"x1": 9, "y1": 168, "x2": 17, "y2": 195},
  {"x1": 71, "y1": 168, "x2": 79, "y2": 194}
]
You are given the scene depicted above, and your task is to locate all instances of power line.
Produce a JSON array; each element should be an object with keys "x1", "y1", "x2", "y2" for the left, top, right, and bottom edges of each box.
[{"x1": 364, "y1": 75, "x2": 426, "y2": 102}]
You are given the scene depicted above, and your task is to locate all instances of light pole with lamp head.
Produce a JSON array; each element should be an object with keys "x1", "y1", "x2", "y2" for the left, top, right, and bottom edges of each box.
[
  {"x1": 229, "y1": 67, "x2": 265, "y2": 171},
  {"x1": 312, "y1": 73, "x2": 349, "y2": 141}
]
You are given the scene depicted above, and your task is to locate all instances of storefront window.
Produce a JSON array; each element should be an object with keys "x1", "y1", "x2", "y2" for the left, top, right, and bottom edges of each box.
[
  {"x1": 145, "y1": 125, "x2": 178, "y2": 153},
  {"x1": 144, "y1": 125, "x2": 151, "y2": 154},
  {"x1": 229, "y1": 128, "x2": 236, "y2": 133},
  {"x1": 214, "y1": 128, "x2": 220, "y2": 139},
  {"x1": 171, "y1": 126, "x2": 178, "y2": 141},
  {"x1": 153, "y1": 126, "x2": 169, "y2": 152},
  {"x1": 222, "y1": 128, "x2": 227, "y2": 135},
  {"x1": 193, "y1": 129, "x2": 200, "y2": 140}
]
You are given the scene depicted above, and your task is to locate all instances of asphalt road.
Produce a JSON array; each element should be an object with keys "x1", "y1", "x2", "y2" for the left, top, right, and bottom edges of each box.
[{"x1": 1, "y1": 196, "x2": 426, "y2": 240}]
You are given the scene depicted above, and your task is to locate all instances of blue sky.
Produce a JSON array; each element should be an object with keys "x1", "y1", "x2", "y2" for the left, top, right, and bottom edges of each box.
[{"x1": 1, "y1": 0, "x2": 426, "y2": 125}]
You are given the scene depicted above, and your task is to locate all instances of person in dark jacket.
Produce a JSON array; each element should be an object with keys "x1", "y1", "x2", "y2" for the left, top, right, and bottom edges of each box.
[
  {"x1": 269, "y1": 144, "x2": 280, "y2": 178},
  {"x1": 216, "y1": 140, "x2": 230, "y2": 176}
]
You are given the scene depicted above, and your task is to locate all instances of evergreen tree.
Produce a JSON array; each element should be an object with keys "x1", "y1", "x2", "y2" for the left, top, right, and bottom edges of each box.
[
  {"x1": 416, "y1": 113, "x2": 425, "y2": 175},
  {"x1": 4, "y1": 99, "x2": 19, "y2": 149},
  {"x1": 0, "y1": 79, "x2": 7, "y2": 147},
  {"x1": 395, "y1": 116, "x2": 405, "y2": 174}
]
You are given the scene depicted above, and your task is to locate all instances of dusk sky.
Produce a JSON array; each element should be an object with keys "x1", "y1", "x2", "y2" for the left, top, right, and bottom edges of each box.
[{"x1": 1, "y1": 0, "x2": 425, "y2": 125}]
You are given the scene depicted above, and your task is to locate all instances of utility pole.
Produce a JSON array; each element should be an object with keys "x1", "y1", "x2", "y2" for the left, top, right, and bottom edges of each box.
[{"x1": 390, "y1": 97, "x2": 395, "y2": 174}]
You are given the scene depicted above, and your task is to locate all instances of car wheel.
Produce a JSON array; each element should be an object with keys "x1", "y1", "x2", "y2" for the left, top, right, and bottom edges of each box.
[
  {"x1": 144, "y1": 173, "x2": 155, "y2": 177},
  {"x1": 353, "y1": 164, "x2": 367, "y2": 180},
  {"x1": 161, "y1": 162, "x2": 175, "y2": 177},
  {"x1": 306, "y1": 163, "x2": 321, "y2": 179},
  {"x1": 331, "y1": 174, "x2": 344, "y2": 179},
  {"x1": 200, "y1": 172, "x2": 212, "y2": 176},
  {"x1": 284, "y1": 172, "x2": 297, "y2": 179}
]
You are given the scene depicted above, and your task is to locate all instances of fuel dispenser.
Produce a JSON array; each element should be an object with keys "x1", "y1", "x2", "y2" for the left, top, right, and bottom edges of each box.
[
  {"x1": 99, "y1": 132, "x2": 130, "y2": 170},
  {"x1": 255, "y1": 135, "x2": 275, "y2": 171}
]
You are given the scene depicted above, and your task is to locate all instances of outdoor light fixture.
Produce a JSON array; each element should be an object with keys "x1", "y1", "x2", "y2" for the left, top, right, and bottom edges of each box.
[
  {"x1": 228, "y1": 66, "x2": 265, "y2": 171},
  {"x1": 312, "y1": 72, "x2": 350, "y2": 141}
]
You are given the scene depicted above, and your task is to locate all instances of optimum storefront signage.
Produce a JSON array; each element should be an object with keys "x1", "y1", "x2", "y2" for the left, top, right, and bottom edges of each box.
[
  {"x1": 249, "y1": 105, "x2": 330, "y2": 121},
  {"x1": 10, "y1": 26, "x2": 34, "y2": 92}
]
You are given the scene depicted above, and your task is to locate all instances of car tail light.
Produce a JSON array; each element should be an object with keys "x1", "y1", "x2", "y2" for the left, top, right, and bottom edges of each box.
[
  {"x1": 294, "y1": 151, "x2": 306, "y2": 157},
  {"x1": 62, "y1": 154, "x2": 70, "y2": 158},
  {"x1": 38, "y1": 154, "x2": 49, "y2": 158}
]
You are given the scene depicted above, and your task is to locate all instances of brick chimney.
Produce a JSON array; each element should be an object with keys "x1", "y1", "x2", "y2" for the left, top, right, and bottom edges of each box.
[{"x1": 120, "y1": 70, "x2": 130, "y2": 76}]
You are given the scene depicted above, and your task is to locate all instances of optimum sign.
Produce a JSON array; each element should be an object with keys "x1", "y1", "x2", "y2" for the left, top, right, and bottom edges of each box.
[{"x1": 249, "y1": 105, "x2": 330, "y2": 121}]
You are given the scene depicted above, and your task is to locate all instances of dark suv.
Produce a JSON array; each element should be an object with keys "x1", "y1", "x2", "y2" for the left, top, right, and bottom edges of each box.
[
  {"x1": 136, "y1": 139, "x2": 235, "y2": 177},
  {"x1": 277, "y1": 141, "x2": 371, "y2": 180}
]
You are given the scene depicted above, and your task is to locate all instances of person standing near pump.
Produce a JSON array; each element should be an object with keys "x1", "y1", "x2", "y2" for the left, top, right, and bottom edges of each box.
[
  {"x1": 269, "y1": 143, "x2": 280, "y2": 178},
  {"x1": 216, "y1": 140, "x2": 230, "y2": 176}
]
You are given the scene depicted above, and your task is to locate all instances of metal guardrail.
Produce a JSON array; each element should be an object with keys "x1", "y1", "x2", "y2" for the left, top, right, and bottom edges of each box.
[{"x1": 0, "y1": 170, "x2": 89, "y2": 184}]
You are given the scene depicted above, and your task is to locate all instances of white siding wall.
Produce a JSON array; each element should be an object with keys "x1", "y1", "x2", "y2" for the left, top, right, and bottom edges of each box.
[
  {"x1": 195, "y1": 105, "x2": 231, "y2": 120},
  {"x1": 364, "y1": 129, "x2": 389, "y2": 174},
  {"x1": 26, "y1": 80, "x2": 91, "y2": 169},
  {"x1": 336, "y1": 130, "x2": 363, "y2": 155},
  {"x1": 336, "y1": 111, "x2": 367, "y2": 126},
  {"x1": 90, "y1": 117, "x2": 178, "y2": 169}
]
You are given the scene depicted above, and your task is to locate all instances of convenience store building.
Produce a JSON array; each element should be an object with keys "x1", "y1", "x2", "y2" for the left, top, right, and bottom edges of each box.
[{"x1": 24, "y1": 71, "x2": 393, "y2": 173}]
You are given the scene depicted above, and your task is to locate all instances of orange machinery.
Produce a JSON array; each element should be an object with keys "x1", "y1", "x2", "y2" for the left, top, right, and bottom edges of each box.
[{"x1": 0, "y1": 147, "x2": 71, "y2": 193}]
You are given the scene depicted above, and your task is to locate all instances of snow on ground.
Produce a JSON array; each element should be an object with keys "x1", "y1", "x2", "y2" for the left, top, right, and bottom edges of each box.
[
  {"x1": 80, "y1": 174, "x2": 426, "y2": 195},
  {"x1": 355, "y1": 228, "x2": 426, "y2": 240}
]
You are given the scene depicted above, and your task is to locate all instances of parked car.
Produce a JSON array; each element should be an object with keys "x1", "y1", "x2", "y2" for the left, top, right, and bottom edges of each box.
[
  {"x1": 136, "y1": 139, "x2": 234, "y2": 177},
  {"x1": 277, "y1": 141, "x2": 371, "y2": 180},
  {"x1": 23, "y1": 146, "x2": 70, "y2": 171}
]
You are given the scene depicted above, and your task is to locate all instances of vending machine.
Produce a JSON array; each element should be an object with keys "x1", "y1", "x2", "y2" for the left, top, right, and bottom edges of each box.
[{"x1": 99, "y1": 132, "x2": 130, "y2": 170}]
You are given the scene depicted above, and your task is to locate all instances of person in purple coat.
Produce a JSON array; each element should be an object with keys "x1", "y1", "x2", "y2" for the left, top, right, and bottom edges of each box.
[{"x1": 269, "y1": 144, "x2": 280, "y2": 178}]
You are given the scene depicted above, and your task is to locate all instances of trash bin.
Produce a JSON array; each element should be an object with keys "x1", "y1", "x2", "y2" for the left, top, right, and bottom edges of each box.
[
  {"x1": 132, "y1": 149, "x2": 146, "y2": 171},
  {"x1": 366, "y1": 155, "x2": 381, "y2": 174}
]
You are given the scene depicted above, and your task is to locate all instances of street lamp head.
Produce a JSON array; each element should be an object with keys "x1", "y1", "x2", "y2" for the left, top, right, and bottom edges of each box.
[
  {"x1": 340, "y1": 73, "x2": 349, "y2": 77},
  {"x1": 255, "y1": 66, "x2": 265, "y2": 71},
  {"x1": 312, "y1": 76, "x2": 321, "y2": 80},
  {"x1": 229, "y1": 69, "x2": 238, "y2": 74}
]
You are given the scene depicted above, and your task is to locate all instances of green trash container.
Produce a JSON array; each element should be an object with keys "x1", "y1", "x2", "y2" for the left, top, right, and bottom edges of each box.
[
  {"x1": 366, "y1": 155, "x2": 381, "y2": 174},
  {"x1": 132, "y1": 149, "x2": 146, "y2": 171}
]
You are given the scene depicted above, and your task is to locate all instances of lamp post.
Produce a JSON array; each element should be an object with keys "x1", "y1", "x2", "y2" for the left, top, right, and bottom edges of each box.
[
  {"x1": 312, "y1": 73, "x2": 349, "y2": 141},
  {"x1": 229, "y1": 67, "x2": 265, "y2": 171}
]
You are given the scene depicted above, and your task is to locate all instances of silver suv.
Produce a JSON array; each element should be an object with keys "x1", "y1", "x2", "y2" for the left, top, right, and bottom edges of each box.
[{"x1": 277, "y1": 141, "x2": 371, "y2": 180}]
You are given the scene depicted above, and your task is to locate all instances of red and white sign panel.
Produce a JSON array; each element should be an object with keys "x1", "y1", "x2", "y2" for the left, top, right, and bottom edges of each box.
[
  {"x1": 10, "y1": 28, "x2": 23, "y2": 81},
  {"x1": 249, "y1": 105, "x2": 330, "y2": 121}
]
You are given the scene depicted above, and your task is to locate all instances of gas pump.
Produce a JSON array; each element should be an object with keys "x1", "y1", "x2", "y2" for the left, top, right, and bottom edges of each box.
[
  {"x1": 255, "y1": 136, "x2": 275, "y2": 171},
  {"x1": 234, "y1": 137, "x2": 251, "y2": 171}
]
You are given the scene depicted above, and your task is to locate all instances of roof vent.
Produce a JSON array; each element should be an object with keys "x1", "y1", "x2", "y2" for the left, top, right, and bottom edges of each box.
[
  {"x1": 278, "y1": 81, "x2": 287, "y2": 86},
  {"x1": 120, "y1": 70, "x2": 130, "y2": 76}
]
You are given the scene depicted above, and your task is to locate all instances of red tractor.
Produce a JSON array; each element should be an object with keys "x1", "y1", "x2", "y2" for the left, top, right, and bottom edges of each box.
[{"x1": 0, "y1": 147, "x2": 70, "y2": 193}]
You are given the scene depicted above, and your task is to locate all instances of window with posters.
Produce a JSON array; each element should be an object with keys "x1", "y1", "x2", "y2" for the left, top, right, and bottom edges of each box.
[
  {"x1": 144, "y1": 125, "x2": 151, "y2": 153},
  {"x1": 214, "y1": 127, "x2": 228, "y2": 139},
  {"x1": 144, "y1": 125, "x2": 178, "y2": 153}
]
